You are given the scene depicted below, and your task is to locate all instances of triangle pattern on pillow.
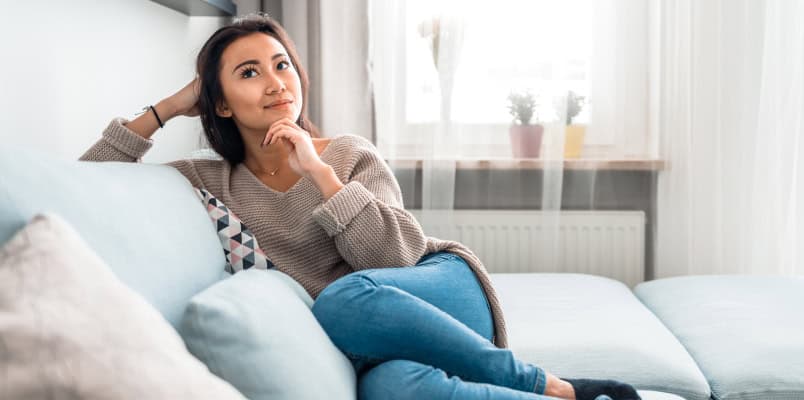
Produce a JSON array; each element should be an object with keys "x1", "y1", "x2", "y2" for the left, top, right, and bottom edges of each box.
[{"x1": 195, "y1": 187, "x2": 275, "y2": 272}]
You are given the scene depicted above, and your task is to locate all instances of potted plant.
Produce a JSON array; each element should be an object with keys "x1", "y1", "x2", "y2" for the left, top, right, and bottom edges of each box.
[
  {"x1": 507, "y1": 90, "x2": 544, "y2": 158},
  {"x1": 555, "y1": 90, "x2": 587, "y2": 158}
]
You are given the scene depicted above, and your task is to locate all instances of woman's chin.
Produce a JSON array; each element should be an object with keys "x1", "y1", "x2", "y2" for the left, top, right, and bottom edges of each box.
[
  {"x1": 242, "y1": 110, "x2": 300, "y2": 131},
  {"x1": 264, "y1": 106, "x2": 298, "y2": 119}
]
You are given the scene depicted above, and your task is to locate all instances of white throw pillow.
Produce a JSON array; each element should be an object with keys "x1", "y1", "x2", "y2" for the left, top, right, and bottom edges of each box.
[{"x1": 0, "y1": 213, "x2": 245, "y2": 399}]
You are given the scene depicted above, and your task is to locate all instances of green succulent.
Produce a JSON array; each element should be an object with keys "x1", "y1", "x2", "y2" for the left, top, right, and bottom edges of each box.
[
  {"x1": 507, "y1": 90, "x2": 539, "y2": 125},
  {"x1": 555, "y1": 90, "x2": 586, "y2": 125}
]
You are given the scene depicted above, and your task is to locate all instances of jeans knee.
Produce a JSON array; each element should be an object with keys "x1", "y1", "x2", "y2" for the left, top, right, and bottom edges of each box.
[
  {"x1": 312, "y1": 272, "x2": 379, "y2": 335},
  {"x1": 359, "y1": 360, "x2": 436, "y2": 400}
]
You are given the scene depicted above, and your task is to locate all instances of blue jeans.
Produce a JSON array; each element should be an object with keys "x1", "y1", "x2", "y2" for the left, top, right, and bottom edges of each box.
[{"x1": 312, "y1": 251, "x2": 554, "y2": 400}]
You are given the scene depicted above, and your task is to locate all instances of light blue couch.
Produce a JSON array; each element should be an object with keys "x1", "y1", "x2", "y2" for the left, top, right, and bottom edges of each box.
[{"x1": 1, "y1": 145, "x2": 801, "y2": 400}]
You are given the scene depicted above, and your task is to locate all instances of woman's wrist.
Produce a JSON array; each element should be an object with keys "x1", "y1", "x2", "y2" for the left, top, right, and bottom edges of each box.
[
  {"x1": 310, "y1": 163, "x2": 344, "y2": 201},
  {"x1": 154, "y1": 98, "x2": 179, "y2": 122},
  {"x1": 123, "y1": 101, "x2": 170, "y2": 140}
]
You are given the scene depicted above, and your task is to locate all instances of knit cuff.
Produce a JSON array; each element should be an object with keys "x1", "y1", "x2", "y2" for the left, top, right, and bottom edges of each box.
[
  {"x1": 312, "y1": 181, "x2": 374, "y2": 237},
  {"x1": 101, "y1": 117, "x2": 154, "y2": 158}
]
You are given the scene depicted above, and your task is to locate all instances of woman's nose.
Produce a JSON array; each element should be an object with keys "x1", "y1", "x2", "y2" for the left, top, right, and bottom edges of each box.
[{"x1": 265, "y1": 74, "x2": 285, "y2": 94}]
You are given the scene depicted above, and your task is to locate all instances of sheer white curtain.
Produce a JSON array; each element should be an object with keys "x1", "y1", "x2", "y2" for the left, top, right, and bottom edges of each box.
[
  {"x1": 369, "y1": 0, "x2": 459, "y2": 217},
  {"x1": 655, "y1": 0, "x2": 804, "y2": 276},
  {"x1": 281, "y1": 0, "x2": 374, "y2": 141}
]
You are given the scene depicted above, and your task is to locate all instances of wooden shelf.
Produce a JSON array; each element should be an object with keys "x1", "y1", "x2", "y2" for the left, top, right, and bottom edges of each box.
[
  {"x1": 385, "y1": 159, "x2": 666, "y2": 171},
  {"x1": 150, "y1": 0, "x2": 236, "y2": 16}
]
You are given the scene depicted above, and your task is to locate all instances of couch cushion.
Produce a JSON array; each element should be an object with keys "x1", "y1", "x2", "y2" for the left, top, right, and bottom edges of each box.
[
  {"x1": 638, "y1": 391, "x2": 688, "y2": 400},
  {"x1": 635, "y1": 275, "x2": 804, "y2": 400},
  {"x1": 179, "y1": 268, "x2": 356, "y2": 400},
  {"x1": 0, "y1": 145, "x2": 227, "y2": 327},
  {"x1": 0, "y1": 213, "x2": 245, "y2": 399},
  {"x1": 491, "y1": 273, "x2": 711, "y2": 400}
]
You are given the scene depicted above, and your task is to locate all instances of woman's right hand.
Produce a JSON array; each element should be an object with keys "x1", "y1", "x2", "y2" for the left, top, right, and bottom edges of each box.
[
  {"x1": 165, "y1": 77, "x2": 201, "y2": 118},
  {"x1": 123, "y1": 77, "x2": 201, "y2": 140}
]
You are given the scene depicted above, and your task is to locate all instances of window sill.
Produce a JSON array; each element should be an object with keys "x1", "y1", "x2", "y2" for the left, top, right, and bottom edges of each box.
[{"x1": 385, "y1": 158, "x2": 666, "y2": 171}]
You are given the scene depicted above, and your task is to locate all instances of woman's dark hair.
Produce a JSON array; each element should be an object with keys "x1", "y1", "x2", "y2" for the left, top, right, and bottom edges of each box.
[{"x1": 196, "y1": 13, "x2": 319, "y2": 165}]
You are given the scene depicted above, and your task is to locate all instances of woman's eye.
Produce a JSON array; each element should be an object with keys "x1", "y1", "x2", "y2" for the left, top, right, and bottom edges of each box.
[
  {"x1": 277, "y1": 61, "x2": 290, "y2": 70},
  {"x1": 241, "y1": 67, "x2": 258, "y2": 78}
]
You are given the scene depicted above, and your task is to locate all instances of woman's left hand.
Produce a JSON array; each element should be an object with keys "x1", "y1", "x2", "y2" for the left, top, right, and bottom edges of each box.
[{"x1": 262, "y1": 118, "x2": 326, "y2": 178}]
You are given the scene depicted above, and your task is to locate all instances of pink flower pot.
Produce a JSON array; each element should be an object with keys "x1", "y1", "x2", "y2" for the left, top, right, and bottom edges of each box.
[{"x1": 509, "y1": 124, "x2": 544, "y2": 158}]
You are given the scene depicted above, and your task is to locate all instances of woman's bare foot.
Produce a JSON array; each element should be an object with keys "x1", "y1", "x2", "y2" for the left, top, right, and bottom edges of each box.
[{"x1": 544, "y1": 372, "x2": 576, "y2": 399}]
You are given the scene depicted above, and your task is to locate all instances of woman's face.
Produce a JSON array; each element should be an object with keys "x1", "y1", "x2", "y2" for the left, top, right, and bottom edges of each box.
[{"x1": 216, "y1": 32, "x2": 303, "y2": 135}]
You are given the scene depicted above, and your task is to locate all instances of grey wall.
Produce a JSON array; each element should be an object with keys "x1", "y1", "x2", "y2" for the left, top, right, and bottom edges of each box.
[
  {"x1": 234, "y1": 0, "x2": 258, "y2": 14},
  {"x1": 260, "y1": 0, "x2": 283, "y2": 20}
]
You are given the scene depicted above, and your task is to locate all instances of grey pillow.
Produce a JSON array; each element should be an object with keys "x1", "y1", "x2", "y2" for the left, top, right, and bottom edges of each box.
[
  {"x1": 179, "y1": 268, "x2": 357, "y2": 400},
  {"x1": 0, "y1": 213, "x2": 245, "y2": 399}
]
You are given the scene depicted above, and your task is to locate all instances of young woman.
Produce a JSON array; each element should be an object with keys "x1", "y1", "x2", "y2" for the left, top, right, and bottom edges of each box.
[{"x1": 81, "y1": 13, "x2": 640, "y2": 400}]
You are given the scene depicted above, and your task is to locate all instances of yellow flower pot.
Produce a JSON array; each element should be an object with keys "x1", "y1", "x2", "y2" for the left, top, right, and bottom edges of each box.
[{"x1": 564, "y1": 124, "x2": 586, "y2": 158}]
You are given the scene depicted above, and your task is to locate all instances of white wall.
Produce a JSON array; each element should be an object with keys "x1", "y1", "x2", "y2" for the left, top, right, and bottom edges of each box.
[{"x1": 0, "y1": 0, "x2": 227, "y2": 162}]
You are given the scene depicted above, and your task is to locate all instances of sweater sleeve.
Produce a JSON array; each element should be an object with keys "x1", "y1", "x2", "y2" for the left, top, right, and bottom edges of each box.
[
  {"x1": 311, "y1": 137, "x2": 427, "y2": 270},
  {"x1": 78, "y1": 118, "x2": 209, "y2": 189},
  {"x1": 80, "y1": 118, "x2": 154, "y2": 162}
]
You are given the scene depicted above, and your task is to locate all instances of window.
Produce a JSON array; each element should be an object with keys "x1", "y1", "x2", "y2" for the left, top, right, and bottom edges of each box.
[
  {"x1": 371, "y1": 0, "x2": 651, "y2": 159},
  {"x1": 405, "y1": 0, "x2": 593, "y2": 126}
]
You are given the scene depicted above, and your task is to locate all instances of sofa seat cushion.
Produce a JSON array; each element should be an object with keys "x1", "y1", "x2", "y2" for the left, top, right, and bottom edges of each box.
[
  {"x1": 0, "y1": 146, "x2": 228, "y2": 327},
  {"x1": 639, "y1": 391, "x2": 688, "y2": 400},
  {"x1": 635, "y1": 275, "x2": 804, "y2": 400},
  {"x1": 491, "y1": 273, "x2": 711, "y2": 400}
]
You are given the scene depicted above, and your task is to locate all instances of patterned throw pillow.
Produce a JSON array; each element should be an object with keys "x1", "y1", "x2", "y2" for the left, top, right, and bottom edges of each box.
[{"x1": 194, "y1": 188, "x2": 274, "y2": 273}]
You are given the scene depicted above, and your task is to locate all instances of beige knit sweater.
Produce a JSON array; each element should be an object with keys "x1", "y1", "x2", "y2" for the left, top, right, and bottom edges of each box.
[{"x1": 80, "y1": 118, "x2": 508, "y2": 348}]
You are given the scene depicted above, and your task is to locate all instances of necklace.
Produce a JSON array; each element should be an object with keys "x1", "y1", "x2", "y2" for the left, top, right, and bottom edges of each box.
[{"x1": 269, "y1": 167, "x2": 279, "y2": 176}]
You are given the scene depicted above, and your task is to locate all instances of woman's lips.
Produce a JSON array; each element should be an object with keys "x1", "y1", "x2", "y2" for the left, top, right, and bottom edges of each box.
[{"x1": 266, "y1": 101, "x2": 293, "y2": 110}]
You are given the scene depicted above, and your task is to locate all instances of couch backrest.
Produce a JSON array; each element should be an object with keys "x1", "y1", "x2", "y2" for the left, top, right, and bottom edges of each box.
[{"x1": 0, "y1": 146, "x2": 228, "y2": 328}]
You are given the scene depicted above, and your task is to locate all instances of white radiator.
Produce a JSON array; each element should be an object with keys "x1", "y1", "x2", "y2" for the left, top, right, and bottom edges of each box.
[{"x1": 409, "y1": 210, "x2": 646, "y2": 288}]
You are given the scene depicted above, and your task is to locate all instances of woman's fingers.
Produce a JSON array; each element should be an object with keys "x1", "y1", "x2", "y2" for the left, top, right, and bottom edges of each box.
[
  {"x1": 269, "y1": 118, "x2": 298, "y2": 134},
  {"x1": 280, "y1": 136, "x2": 294, "y2": 153},
  {"x1": 263, "y1": 118, "x2": 288, "y2": 145},
  {"x1": 262, "y1": 126, "x2": 294, "y2": 147},
  {"x1": 263, "y1": 118, "x2": 303, "y2": 146},
  {"x1": 262, "y1": 126, "x2": 291, "y2": 146},
  {"x1": 269, "y1": 127, "x2": 303, "y2": 146}
]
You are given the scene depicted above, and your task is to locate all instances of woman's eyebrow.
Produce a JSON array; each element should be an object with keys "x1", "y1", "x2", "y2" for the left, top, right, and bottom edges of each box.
[
  {"x1": 232, "y1": 59, "x2": 259, "y2": 74},
  {"x1": 231, "y1": 53, "x2": 289, "y2": 74}
]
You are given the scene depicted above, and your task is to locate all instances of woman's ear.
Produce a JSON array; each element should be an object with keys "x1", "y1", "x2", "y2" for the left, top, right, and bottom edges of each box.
[{"x1": 215, "y1": 101, "x2": 232, "y2": 118}]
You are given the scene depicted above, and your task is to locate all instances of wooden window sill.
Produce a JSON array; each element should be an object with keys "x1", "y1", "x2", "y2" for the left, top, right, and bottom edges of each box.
[{"x1": 385, "y1": 159, "x2": 666, "y2": 171}]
